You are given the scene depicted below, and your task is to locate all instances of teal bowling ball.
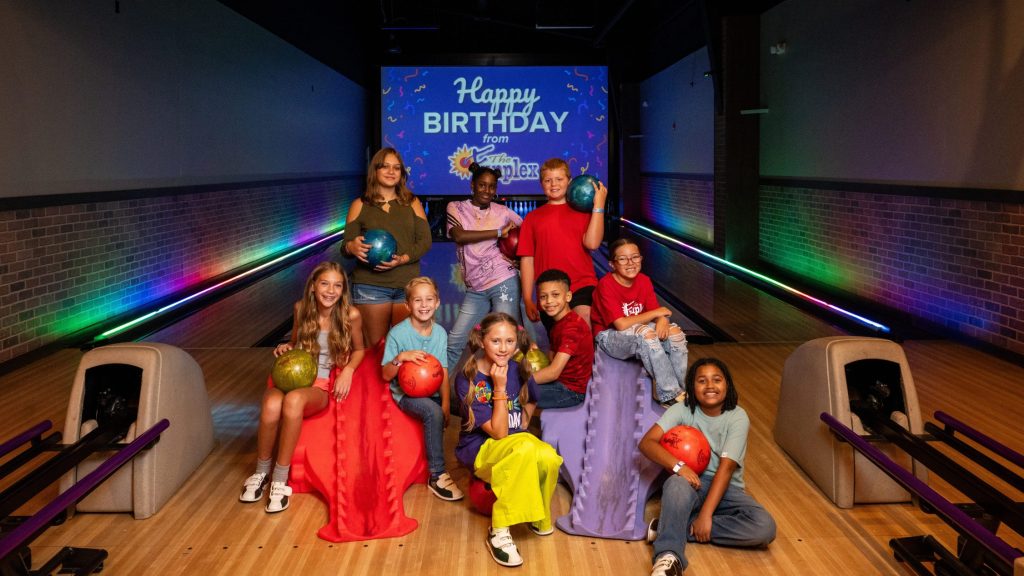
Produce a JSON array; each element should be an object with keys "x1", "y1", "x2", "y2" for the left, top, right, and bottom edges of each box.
[
  {"x1": 567, "y1": 174, "x2": 599, "y2": 213},
  {"x1": 272, "y1": 349, "x2": 317, "y2": 392},
  {"x1": 364, "y1": 228, "x2": 397, "y2": 268}
]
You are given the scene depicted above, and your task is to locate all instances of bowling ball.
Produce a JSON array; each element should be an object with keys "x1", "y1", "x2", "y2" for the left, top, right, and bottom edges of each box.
[
  {"x1": 468, "y1": 477, "x2": 497, "y2": 515},
  {"x1": 272, "y1": 349, "x2": 318, "y2": 392},
  {"x1": 566, "y1": 174, "x2": 599, "y2": 213},
  {"x1": 659, "y1": 425, "x2": 711, "y2": 475},
  {"x1": 397, "y1": 353, "x2": 444, "y2": 397},
  {"x1": 498, "y1": 227, "x2": 520, "y2": 260},
  {"x1": 363, "y1": 228, "x2": 397, "y2": 268},
  {"x1": 523, "y1": 349, "x2": 550, "y2": 373}
]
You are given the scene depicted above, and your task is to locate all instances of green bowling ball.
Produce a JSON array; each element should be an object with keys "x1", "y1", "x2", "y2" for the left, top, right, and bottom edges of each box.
[{"x1": 272, "y1": 349, "x2": 317, "y2": 392}]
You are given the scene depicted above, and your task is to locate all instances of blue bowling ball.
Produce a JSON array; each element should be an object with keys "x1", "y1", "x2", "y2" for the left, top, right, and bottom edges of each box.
[
  {"x1": 363, "y1": 228, "x2": 397, "y2": 268},
  {"x1": 567, "y1": 174, "x2": 599, "y2": 213}
]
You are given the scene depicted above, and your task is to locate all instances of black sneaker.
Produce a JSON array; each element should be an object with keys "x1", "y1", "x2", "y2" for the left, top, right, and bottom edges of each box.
[
  {"x1": 651, "y1": 553, "x2": 682, "y2": 576},
  {"x1": 428, "y1": 472, "x2": 465, "y2": 501}
]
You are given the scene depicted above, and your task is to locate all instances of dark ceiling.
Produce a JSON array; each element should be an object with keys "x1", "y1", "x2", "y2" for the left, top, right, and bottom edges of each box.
[{"x1": 217, "y1": 1, "x2": 780, "y2": 86}]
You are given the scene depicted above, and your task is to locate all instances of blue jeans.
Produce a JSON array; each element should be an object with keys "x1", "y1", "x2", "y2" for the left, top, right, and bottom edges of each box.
[
  {"x1": 653, "y1": 474, "x2": 776, "y2": 570},
  {"x1": 446, "y1": 276, "x2": 521, "y2": 371},
  {"x1": 397, "y1": 395, "x2": 445, "y2": 477},
  {"x1": 536, "y1": 381, "x2": 586, "y2": 409},
  {"x1": 596, "y1": 324, "x2": 687, "y2": 403}
]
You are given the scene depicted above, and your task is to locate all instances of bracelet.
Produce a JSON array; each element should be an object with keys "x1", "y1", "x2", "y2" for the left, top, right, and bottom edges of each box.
[
  {"x1": 592, "y1": 208, "x2": 605, "y2": 214},
  {"x1": 491, "y1": 395, "x2": 508, "y2": 401},
  {"x1": 497, "y1": 229, "x2": 502, "y2": 239}
]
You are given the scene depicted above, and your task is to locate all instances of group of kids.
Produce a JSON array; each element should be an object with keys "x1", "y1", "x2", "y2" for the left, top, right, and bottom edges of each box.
[{"x1": 238, "y1": 149, "x2": 776, "y2": 575}]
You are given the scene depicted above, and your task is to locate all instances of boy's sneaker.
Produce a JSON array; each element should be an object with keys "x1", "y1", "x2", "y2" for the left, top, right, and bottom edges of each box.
[
  {"x1": 428, "y1": 472, "x2": 465, "y2": 501},
  {"x1": 265, "y1": 482, "x2": 292, "y2": 513},
  {"x1": 239, "y1": 473, "x2": 268, "y2": 503},
  {"x1": 529, "y1": 522, "x2": 554, "y2": 536},
  {"x1": 646, "y1": 517, "x2": 659, "y2": 543},
  {"x1": 487, "y1": 526, "x2": 523, "y2": 567},
  {"x1": 651, "y1": 553, "x2": 682, "y2": 576}
]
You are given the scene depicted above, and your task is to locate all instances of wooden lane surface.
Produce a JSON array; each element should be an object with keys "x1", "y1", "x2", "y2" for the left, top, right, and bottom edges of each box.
[
  {"x1": 626, "y1": 232, "x2": 846, "y2": 343},
  {"x1": 3, "y1": 340, "x2": 1023, "y2": 574}
]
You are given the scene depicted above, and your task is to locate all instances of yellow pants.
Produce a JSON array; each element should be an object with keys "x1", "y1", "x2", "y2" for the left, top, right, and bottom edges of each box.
[{"x1": 474, "y1": 433, "x2": 563, "y2": 531}]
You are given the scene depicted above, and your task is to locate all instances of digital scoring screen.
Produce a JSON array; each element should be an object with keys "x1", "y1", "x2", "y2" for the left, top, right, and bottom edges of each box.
[{"x1": 380, "y1": 65, "x2": 608, "y2": 196}]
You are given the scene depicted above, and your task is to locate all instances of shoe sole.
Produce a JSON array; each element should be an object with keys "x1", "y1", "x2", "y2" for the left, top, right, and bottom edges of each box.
[
  {"x1": 529, "y1": 526, "x2": 554, "y2": 536},
  {"x1": 646, "y1": 519, "x2": 658, "y2": 543},
  {"x1": 486, "y1": 536, "x2": 523, "y2": 567}
]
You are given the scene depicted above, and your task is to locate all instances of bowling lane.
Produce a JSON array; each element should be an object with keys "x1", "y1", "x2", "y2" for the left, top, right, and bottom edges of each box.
[
  {"x1": 144, "y1": 242, "x2": 344, "y2": 348},
  {"x1": 623, "y1": 231, "x2": 845, "y2": 343}
]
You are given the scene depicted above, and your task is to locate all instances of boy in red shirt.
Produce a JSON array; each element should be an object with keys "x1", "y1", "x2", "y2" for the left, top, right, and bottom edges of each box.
[
  {"x1": 518, "y1": 158, "x2": 608, "y2": 330},
  {"x1": 591, "y1": 238, "x2": 687, "y2": 406},
  {"x1": 530, "y1": 269, "x2": 594, "y2": 408}
]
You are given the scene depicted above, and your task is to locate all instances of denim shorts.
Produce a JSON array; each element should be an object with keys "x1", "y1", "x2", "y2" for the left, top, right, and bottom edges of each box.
[{"x1": 352, "y1": 283, "x2": 406, "y2": 305}]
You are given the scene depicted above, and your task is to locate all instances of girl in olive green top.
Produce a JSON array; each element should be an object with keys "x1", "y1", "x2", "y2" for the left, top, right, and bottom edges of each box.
[{"x1": 343, "y1": 148, "x2": 432, "y2": 347}]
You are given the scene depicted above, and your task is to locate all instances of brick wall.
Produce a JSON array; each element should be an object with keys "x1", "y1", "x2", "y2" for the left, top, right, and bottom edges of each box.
[
  {"x1": 760, "y1": 184, "x2": 1024, "y2": 355},
  {"x1": 0, "y1": 177, "x2": 362, "y2": 364},
  {"x1": 630, "y1": 173, "x2": 715, "y2": 247}
]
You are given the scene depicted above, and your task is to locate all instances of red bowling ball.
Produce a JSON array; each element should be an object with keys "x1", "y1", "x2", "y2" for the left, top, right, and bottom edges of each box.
[
  {"x1": 498, "y1": 226, "x2": 520, "y2": 260},
  {"x1": 397, "y1": 353, "x2": 444, "y2": 397},
  {"x1": 468, "y1": 477, "x2": 497, "y2": 515},
  {"x1": 659, "y1": 425, "x2": 711, "y2": 475}
]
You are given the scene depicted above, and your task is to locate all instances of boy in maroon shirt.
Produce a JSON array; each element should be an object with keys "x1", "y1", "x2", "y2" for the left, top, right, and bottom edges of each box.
[{"x1": 529, "y1": 269, "x2": 594, "y2": 408}]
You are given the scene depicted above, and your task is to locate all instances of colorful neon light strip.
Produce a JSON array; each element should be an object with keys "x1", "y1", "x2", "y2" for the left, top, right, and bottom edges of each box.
[
  {"x1": 93, "y1": 228, "x2": 346, "y2": 342},
  {"x1": 620, "y1": 218, "x2": 890, "y2": 333}
]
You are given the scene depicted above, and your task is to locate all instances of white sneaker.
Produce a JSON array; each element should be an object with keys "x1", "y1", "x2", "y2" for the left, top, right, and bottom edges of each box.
[
  {"x1": 487, "y1": 526, "x2": 523, "y2": 567},
  {"x1": 651, "y1": 553, "x2": 682, "y2": 576},
  {"x1": 239, "y1": 473, "x2": 268, "y2": 503},
  {"x1": 428, "y1": 472, "x2": 465, "y2": 501},
  {"x1": 265, "y1": 481, "x2": 292, "y2": 513},
  {"x1": 646, "y1": 517, "x2": 659, "y2": 543}
]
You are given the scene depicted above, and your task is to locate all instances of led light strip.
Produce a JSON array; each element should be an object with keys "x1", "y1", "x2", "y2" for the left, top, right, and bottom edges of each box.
[
  {"x1": 93, "y1": 229, "x2": 346, "y2": 342},
  {"x1": 620, "y1": 218, "x2": 890, "y2": 333}
]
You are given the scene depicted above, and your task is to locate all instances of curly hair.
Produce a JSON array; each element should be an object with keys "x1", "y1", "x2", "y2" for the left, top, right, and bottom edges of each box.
[{"x1": 683, "y1": 357, "x2": 739, "y2": 414}]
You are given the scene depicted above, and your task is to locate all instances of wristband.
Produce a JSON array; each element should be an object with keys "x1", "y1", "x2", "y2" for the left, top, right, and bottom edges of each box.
[
  {"x1": 392, "y1": 359, "x2": 403, "y2": 367},
  {"x1": 492, "y1": 394, "x2": 508, "y2": 401},
  {"x1": 497, "y1": 229, "x2": 502, "y2": 239},
  {"x1": 672, "y1": 461, "x2": 685, "y2": 474},
  {"x1": 592, "y1": 208, "x2": 605, "y2": 213}
]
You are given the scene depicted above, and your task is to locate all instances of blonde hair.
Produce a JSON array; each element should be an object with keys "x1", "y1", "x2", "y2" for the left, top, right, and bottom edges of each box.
[
  {"x1": 404, "y1": 276, "x2": 439, "y2": 302},
  {"x1": 363, "y1": 147, "x2": 415, "y2": 207},
  {"x1": 461, "y1": 312, "x2": 533, "y2": 430},
  {"x1": 295, "y1": 262, "x2": 356, "y2": 368},
  {"x1": 539, "y1": 157, "x2": 570, "y2": 182}
]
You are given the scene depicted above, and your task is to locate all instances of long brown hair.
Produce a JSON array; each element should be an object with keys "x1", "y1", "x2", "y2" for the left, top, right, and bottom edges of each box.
[
  {"x1": 295, "y1": 262, "x2": 356, "y2": 368},
  {"x1": 363, "y1": 147, "x2": 415, "y2": 207},
  {"x1": 461, "y1": 312, "x2": 533, "y2": 430}
]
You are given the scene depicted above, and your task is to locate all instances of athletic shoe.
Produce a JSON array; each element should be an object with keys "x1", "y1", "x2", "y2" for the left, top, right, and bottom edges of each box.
[
  {"x1": 428, "y1": 472, "x2": 465, "y2": 501},
  {"x1": 265, "y1": 482, "x2": 292, "y2": 513},
  {"x1": 646, "y1": 517, "x2": 659, "y2": 543},
  {"x1": 239, "y1": 473, "x2": 268, "y2": 503},
  {"x1": 529, "y1": 522, "x2": 554, "y2": 536},
  {"x1": 487, "y1": 526, "x2": 523, "y2": 567},
  {"x1": 651, "y1": 553, "x2": 682, "y2": 576}
]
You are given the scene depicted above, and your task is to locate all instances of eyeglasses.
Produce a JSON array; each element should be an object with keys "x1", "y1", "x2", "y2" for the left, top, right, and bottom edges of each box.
[
  {"x1": 613, "y1": 254, "x2": 643, "y2": 265},
  {"x1": 376, "y1": 163, "x2": 403, "y2": 171}
]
